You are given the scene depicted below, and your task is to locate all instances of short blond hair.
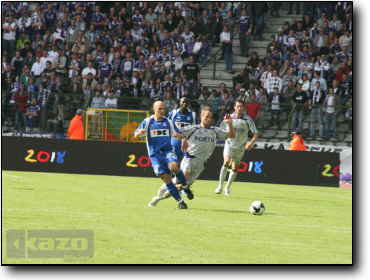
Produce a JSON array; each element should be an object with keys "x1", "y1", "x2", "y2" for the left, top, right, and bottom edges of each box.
[{"x1": 201, "y1": 106, "x2": 212, "y2": 115}]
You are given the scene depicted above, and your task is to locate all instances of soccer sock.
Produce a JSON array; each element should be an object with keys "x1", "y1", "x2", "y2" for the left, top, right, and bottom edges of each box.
[
  {"x1": 175, "y1": 169, "x2": 187, "y2": 187},
  {"x1": 158, "y1": 191, "x2": 171, "y2": 200},
  {"x1": 219, "y1": 165, "x2": 229, "y2": 189},
  {"x1": 158, "y1": 184, "x2": 167, "y2": 197},
  {"x1": 225, "y1": 170, "x2": 238, "y2": 190},
  {"x1": 166, "y1": 182, "x2": 183, "y2": 202}
]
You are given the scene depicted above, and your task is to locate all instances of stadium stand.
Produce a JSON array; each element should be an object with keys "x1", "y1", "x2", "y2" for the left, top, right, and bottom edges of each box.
[{"x1": 1, "y1": 2, "x2": 352, "y2": 146}]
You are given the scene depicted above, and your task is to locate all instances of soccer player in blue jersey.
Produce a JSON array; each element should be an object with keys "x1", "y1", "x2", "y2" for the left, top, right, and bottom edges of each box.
[
  {"x1": 133, "y1": 101, "x2": 192, "y2": 209},
  {"x1": 168, "y1": 97, "x2": 199, "y2": 161}
]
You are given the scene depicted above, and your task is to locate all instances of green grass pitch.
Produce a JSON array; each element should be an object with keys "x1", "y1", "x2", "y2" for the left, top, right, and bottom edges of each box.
[{"x1": 2, "y1": 171, "x2": 352, "y2": 264}]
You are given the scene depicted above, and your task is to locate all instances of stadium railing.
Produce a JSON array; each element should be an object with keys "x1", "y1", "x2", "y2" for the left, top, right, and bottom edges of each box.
[
  {"x1": 2, "y1": 92, "x2": 352, "y2": 144},
  {"x1": 199, "y1": 31, "x2": 239, "y2": 80}
]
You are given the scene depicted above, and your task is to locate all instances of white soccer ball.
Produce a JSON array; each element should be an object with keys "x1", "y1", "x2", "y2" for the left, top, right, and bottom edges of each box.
[
  {"x1": 250, "y1": 201, "x2": 265, "y2": 215},
  {"x1": 164, "y1": 61, "x2": 172, "y2": 69}
]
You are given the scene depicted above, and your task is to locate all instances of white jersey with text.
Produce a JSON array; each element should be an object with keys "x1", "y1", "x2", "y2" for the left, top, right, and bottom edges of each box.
[
  {"x1": 179, "y1": 125, "x2": 229, "y2": 162},
  {"x1": 220, "y1": 113, "x2": 258, "y2": 149}
]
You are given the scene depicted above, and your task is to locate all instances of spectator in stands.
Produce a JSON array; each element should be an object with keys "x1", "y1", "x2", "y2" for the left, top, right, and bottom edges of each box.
[
  {"x1": 236, "y1": 88, "x2": 250, "y2": 104},
  {"x1": 264, "y1": 70, "x2": 282, "y2": 96},
  {"x1": 223, "y1": 10, "x2": 236, "y2": 35},
  {"x1": 90, "y1": 91, "x2": 104, "y2": 139},
  {"x1": 3, "y1": 15, "x2": 17, "y2": 58},
  {"x1": 198, "y1": 87, "x2": 215, "y2": 110},
  {"x1": 25, "y1": 98, "x2": 41, "y2": 132},
  {"x1": 13, "y1": 86, "x2": 29, "y2": 131},
  {"x1": 269, "y1": 87, "x2": 284, "y2": 129},
  {"x1": 289, "y1": 130, "x2": 307, "y2": 151},
  {"x1": 282, "y1": 67, "x2": 297, "y2": 90},
  {"x1": 245, "y1": 94, "x2": 261, "y2": 126},
  {"x1": 339, "y1": 74, "x2": 352, "y2": 106},
  {"x1": 345, "y1": 99, "x2": 352, "y2": 130},
  {"x1": 323, "y1": 88, "x2": 341, "y2": 140},
  {"x1": 337, "y1": 46, "x2": 350, "y2": 64},
  {"x1": 267, "y1": 35, "x2": 281, "y2": 53},
  {"x1": 69, "y1": 53, "x2": 82, "y2": 80},
  {"x1": 217, "y1": 91, "x2": 231, "y2": 115},
  {"x1": 51, "y1": 76, "x2": 67, "y2": 123},
  {"x1": 53, "y1": 49, "x2": 67, "y2": 77},
  {"x1": 23, "y1": 50, "x2": 35, "y2": 70},
  {"x1": 46, "y1": 113, "x2": 64, "y2": 135},
  {"x1": 335, "y1": 62, "x2": 351, "y2": 83},
  {"x1": 163, "y1": 91, "x2": 176, "y2": 112},
  {"x1": 181, "y1": 55, "x2": 200, "y2": 96},
  {"x1": 232, "y1": 70, "x2": 250, "y2": 90},
  {"x1": 11, "y1": 51, "x2": 24, "y2": 76},
  {"x1": 291, "y1": 83, "x2": 309, "y2": 133},
  {"x1": 105, "y1": 91, "x2": 118, "y2": 109},
  {"x1": 283, "y1": 80, "x2": 297, "y2": 105},
  {"x1": 120, "y1": 79, "x2": 135, "y2": 109},
  {"x1": 31, "y1": 55, "x2": 44, "y2": 79},
  {"x1": 19, "y1": 68, "x2": 33, "y2": 86},
  {"x1": 251, "y1": 2, "x2": 269, "y2": 41},
  {"x1": 310, "y1": 71, "x2": 328, "y2": 93},
  {"x1": 220, "y1": 26, "x2": 234, "y2": 74},
  {"x1": 308, "y1": 81, "x2": 326, "y2": 140},
  {"x1": 236, "y1": 9, "x2": 252, "y2": 57}
]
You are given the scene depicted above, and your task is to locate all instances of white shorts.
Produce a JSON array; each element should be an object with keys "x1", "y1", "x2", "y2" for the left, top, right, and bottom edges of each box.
[
  {"x1": 180, "y1": 156, "x2": 205, "y2": 186},
  {"x1": 223, "y1": 143, "x2": 246, "y2": 164}
]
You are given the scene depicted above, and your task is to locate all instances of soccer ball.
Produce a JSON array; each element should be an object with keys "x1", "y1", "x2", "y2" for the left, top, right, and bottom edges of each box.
[
  {"x1": 250, "y1": 201, "x2": 265, "y2": 215},
  {"x1": 164, "y1": 61, "x2": 172, "y2": 69}
]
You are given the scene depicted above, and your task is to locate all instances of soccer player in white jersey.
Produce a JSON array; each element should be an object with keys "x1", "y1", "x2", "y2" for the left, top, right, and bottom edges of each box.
[
  {"x1": 215, "y1": 100, "x2": 259, "y2": 195},
  {"x1": 148, "y1": 107, "x2": 236, "y2": 206}
]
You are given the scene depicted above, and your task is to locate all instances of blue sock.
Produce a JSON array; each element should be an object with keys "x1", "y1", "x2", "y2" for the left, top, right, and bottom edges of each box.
[
  {"x1": 175, "y1": 169, "x2": 187, "y2": 187},
  {"x1": 166, "y1": 182, "x2": 182, "y2": 202}
]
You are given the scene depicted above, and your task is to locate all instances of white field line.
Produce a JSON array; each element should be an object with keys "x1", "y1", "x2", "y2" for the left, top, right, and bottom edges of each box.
[
  {"x1": 2, "y1": 174, "x2": 27, "y2": 179},
  {"x1": 3, "y1": 208, "x2": 352, "y2": 231}
]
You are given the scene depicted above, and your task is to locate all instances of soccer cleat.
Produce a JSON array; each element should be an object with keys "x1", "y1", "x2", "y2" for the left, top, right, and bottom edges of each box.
[
  {"x1": 225, "y1": 189, "x2": 231, "y2": 195},
  {"x1": 215, "y1": 187, "x2": 222, "y2": 194},
  {"x1": 178, "y1": 201, "x2": 188, "y2": 209},
  {"x1": 148, "y1": 196, "x2": 160, "y2": 207},
  {"x1": 183, "y1": 185, "x2": 194, "y2": 200}
]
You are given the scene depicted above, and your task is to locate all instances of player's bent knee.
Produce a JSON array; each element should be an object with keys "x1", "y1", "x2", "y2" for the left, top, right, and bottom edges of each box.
[
  {"x1": 232, "y1": 163, "x2": 240, "y2": 170},
  {"x1": 168, "y1": 162, "x2": 179, "y2": 173},
  {"x1": 159, "y1": 173, "x2": 172, "y2": 184}
]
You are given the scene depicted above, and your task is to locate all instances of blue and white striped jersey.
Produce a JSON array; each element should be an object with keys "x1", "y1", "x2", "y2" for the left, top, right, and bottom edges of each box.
[{"x1": 134, "y1": 116, "x2": 181, "y2": 157}]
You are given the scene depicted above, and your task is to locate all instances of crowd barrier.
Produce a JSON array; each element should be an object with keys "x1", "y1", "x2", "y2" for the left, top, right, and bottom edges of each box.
[{"x1": 2, "y1": 137, "x2": 339, "y2": 187}]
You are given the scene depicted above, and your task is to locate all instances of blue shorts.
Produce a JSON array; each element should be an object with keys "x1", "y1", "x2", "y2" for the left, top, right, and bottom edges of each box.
[
  {"x1": 150, "y1": 150, "x2": 178, "y2": 176},
  {"x1": 173, "y1": 145, "x2": 186, "y2": 162}
]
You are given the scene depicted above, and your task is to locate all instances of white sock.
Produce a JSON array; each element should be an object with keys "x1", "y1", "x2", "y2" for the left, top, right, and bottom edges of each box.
[
  {"x1": 225, "y1": 170, "x2": 237, "y2": 190},
  {"x1": 218, "y1": 165, "x2": 229, "y2": 189},
  {"x1": 158, "y1": 184, "x2": 167, "y2": 197},
  {"x1": 158, "y1": 190, "x2": 171, "y2": 200}
]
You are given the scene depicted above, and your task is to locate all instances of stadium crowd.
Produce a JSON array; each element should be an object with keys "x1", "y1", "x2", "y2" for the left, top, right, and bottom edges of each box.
[{"x1": 1, "y1": 2, "x2": 352, "y2": 140}]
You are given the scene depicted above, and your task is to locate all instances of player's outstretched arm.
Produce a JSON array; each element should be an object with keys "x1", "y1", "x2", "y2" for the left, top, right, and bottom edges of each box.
[
  {"x1": 224, "y1": 114, "x2": 236, "y2": 139},
  {"x1": 133, "y1": 129, "x2": 146, "y2": 138},
  {"x1": 246, "y1": 133, "x2": 259, "y2": 151}
]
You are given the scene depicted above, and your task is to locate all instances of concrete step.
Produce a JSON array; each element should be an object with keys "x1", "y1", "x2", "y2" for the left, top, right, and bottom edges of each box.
[
  {"x1": 200, "y1": 71, "x2": 248, "y2": 79},
  {"x1": 211, "y1": 46, "x2": 266, "y2": 54},
  {"x1": 200, "y1": 78, "x2": 233, "y2": 88}
]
